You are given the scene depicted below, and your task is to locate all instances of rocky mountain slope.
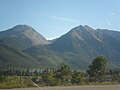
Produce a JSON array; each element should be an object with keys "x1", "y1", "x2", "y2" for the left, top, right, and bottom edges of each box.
[
  {"x1": 0, "y1": 25, "x2": 49, "y2": 50},
  {"x1": 47, "y1": 25, "x2": 120, "y2": 69},
  {"x1": 0, "y1": 25, "x2": 120, "y2": 70}
]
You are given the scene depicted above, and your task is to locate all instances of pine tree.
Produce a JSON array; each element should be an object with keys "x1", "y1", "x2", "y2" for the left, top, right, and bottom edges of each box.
[{"x1": 87, "y1": 56, "x2": 107, "y2": 82}]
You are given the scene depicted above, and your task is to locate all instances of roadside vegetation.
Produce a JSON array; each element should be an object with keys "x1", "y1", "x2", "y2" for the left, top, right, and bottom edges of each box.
[{"x1": 0, "y1": 56, "x2": 120, "y2": 89}]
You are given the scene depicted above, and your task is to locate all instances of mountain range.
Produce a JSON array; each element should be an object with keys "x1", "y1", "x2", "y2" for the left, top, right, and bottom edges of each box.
[{"x1": 0, "y1": 25, "x2": 120, "y2": 70}]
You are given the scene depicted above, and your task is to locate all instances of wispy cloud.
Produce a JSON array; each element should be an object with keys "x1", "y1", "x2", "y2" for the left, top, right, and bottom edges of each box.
[
  {"x1": 40, "y1": 13, "x2": 77, "y2": 22},
  {"x1": 111, "y1": 12, "x2": 116, "y2": 16},
  {"x1": 49, "y1": 16, "x2": 77, "y2": 22},
  {"x1": 106, "y1": 20, "x2": 111, "y2": 26},
  {"x1": 105, "y1": 12, "x2": 116, "y2": 26}
]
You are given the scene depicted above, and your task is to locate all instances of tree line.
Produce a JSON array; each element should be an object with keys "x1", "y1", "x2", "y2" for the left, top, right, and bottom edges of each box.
[{"x1": 0, "y1": 56, "x2": 120, "y2": 86}]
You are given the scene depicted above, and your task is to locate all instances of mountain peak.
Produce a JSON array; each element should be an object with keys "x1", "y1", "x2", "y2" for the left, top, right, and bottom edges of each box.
[
  {"x1": 11, "y1": 24, "x2": 35, "y2": 32},
  {"x1": 84, "y1": 25, "x2": 93, "y2": 29},
  {"x1": 69, "y1": 25, "x2": 94, "y2": 35},
  {"x1": 0, "y1": 25, "x2": 49, "y2": 48},
  {"x1": 14, "y1": 24, "x2": 31, "y2": 28},
  {"x1": 12, "y1": 24, "x2": 50, "y2": 45}
]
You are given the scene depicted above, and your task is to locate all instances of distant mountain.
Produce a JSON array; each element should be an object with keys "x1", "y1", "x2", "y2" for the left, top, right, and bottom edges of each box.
[
  {"x1": 48, "y1": 25, "x2": 120, "y2": 69},
  {"x1": 0, "y1": 25, "x2": 49, "y2": 50},
  {"x1": 0, "y1": 25, "x2": 120, "y2": 70},
  {"x1": 0, "y1": 25, "x2": 62, "y2": 68},
  {"x1": 26, "y1": 25, "x2": 120, "y2": 70}
]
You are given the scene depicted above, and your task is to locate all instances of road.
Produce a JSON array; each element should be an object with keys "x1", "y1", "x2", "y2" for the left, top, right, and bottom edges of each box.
[{"x1": 3, "y1": 85, "x2": 120, "y2": 90}]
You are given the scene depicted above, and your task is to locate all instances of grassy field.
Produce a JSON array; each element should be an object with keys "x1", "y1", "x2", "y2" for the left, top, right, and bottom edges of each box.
[{"x1": 3, "y1": 85, "x2": 120, "y2": 90}]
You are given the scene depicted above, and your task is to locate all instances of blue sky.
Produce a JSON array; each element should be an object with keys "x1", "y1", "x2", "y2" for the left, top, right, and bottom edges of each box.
[{"x1": 0, "y1": 0, "x2": 120, "y2": 39}]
